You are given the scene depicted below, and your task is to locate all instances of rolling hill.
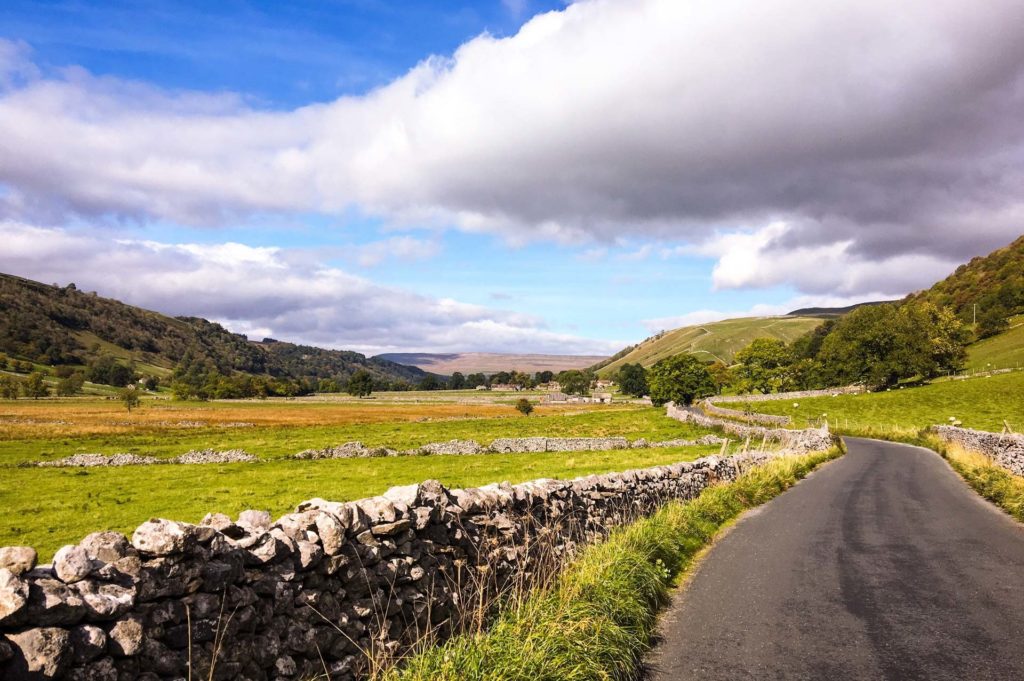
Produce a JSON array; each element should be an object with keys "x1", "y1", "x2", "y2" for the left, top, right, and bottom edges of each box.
[
  {"x1": 594, "y1": 315, "x2": 824, "y2": 377},
  {"x1": 786, "y1": 301, "x2": 893, "y2": 317},
  {"x1": 0, "y1": 272, "x2": 427, "y2": 386},
  {"x1": 966, "y1": 315, "x2": 1024, "y2": 372},
  {"x1": 376, "y1": 352, "x2": 607, "y2": 376},
  {"x1": 906, "y1": 234, "x2": 1024, "y2": 320}
]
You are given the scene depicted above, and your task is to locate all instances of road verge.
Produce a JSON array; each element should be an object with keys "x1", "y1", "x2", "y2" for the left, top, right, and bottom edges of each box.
[{"x1": 387, "y1": 446, "x2": 843, "y2": 681}]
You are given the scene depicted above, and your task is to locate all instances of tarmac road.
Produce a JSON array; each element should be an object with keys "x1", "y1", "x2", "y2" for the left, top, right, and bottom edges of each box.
[{"x1": 645, "y1": 437, "x2": 1024, "y2": 681}]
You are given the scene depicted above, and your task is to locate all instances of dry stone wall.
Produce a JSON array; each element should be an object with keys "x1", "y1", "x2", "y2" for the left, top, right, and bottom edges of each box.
[
  {"x1": 35, "y1": 436, "x2": 727, "y2": 468},
  {"x1": 699, "y1": 401, "x2": 792, "y2": 427},
  {"x1": 707, "y1": 385, "x2": 864, "y2": 404},
  {"x1": 0, "y1": 445, "x2": 804, "y2": 681},
  {"x1": 930, "y1": 425, "x2": 1024, "y2": 477},
  {"x1": 666, "y1": 403, "x2": 833, "y2": 452}
]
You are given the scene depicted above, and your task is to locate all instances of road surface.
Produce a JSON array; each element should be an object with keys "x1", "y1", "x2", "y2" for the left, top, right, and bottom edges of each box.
[{"x1": 646, "y1": 437, "x2": 1024, "y2": 680}]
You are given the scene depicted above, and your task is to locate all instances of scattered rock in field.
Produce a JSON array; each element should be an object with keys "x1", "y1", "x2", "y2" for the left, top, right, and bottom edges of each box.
[
  {"x1": 171, "y1": 449, "x2": 257, "y2": 464},
  {"x1": 36, "y1": 453, "x2": 160, "y2": 467}
]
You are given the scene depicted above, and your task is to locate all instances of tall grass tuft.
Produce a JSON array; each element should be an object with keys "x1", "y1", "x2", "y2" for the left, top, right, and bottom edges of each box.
[{"x1": 387, "y1": 448, "x2": 842, "y2": 681}]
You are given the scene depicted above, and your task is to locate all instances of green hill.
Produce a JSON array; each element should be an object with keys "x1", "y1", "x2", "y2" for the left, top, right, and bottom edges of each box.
[
  {"x1": 0, "y1": 272, "x2": 427, "y2": 387},
  {"x1": 966, "y1": 315, "x2": 1024, "y2": 372},
  {"x1": 907, "y1": 234, "x2": 1024, "y2": 321},
  {"x1": 595, "y1": 315, "x2": 823, "y2": 376}
]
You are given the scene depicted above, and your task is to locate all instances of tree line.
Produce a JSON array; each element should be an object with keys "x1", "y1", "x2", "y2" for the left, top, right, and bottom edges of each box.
[{"x1": 613, "y1": 300, "x2": 973, "y2": 406}]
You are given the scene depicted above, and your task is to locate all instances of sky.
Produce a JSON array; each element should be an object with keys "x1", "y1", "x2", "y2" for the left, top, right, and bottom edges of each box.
[{"x1": 1, "y1": 0, "x2": 1023, "y2": 356}]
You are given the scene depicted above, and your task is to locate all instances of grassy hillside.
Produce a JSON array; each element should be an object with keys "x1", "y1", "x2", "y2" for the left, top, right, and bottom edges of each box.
[
  {"x1": 906, "y1": 234, "x2": 1024, "y2": 320},
  {"x1": 0, "y1": 272, "x2": 426, "y2": 386},
  {"x1": 596, "y1": 316, "x2": 823, "y2": 376},
  {"x1": 966, "y1": 316, "x2": 1024, "y2": 371},
  {"x1": 377, "y1": 352, "x2": 607, "y2": 375},
  {"x1": 718, "y1": 370, "x2": 1024, "y2": 433}
]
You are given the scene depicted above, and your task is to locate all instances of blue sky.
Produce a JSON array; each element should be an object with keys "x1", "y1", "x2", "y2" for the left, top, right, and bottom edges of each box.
[{"x1": 1, "y1": 0, "x2": 1020, "y2": 355}]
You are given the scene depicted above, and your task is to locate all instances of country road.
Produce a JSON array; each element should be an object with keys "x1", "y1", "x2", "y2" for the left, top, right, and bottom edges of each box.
[{"x1": 646, "y1": 437, "x2": 1024, "y2": 681}]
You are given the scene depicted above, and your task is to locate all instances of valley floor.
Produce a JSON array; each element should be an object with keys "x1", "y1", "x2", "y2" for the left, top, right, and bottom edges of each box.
[{"x1": 0, "y1": 396, "x2": 722, "y2": 558}]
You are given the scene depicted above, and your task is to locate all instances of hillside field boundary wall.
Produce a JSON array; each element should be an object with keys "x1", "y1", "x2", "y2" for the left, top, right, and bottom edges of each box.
[
  {"x1": 707, "y1": 385, "x2": 864, "y2": 405},
  {"x1": 929, "y1": 425, "x2": 1024, "y2": 477},
  {"x1": 666, "y1": 403, "x2": 833, "y2": 452},
  {"x1": 699, "y1": 401, "x2": 792, "y2": 427}
]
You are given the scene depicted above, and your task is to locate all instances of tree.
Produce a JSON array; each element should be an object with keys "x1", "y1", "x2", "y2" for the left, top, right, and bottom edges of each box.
[
  {"x1": 0, "y1": 375, "x2": 19, "y2": 399},
  {"x1": 510, "y1": 371, "x2": 533, "y2": 390},
  {"x1": 976, "y1": 304, "x2": 1010, "y2": 339},
  {"x1": 417, "y1": 375, "x2": 441, "y2": 391},
  {"x1": 535, "y1": 370, "x2": 554, "y2": 384},
  {"x1": 647, "y1": 354, "x2": 715, "y2": 406},
  {"x1": 56, "y1": 372, "x2": 85, "y2": 397},
  {"x1": 119, "y1": 386, "x2": 141, "y2": 413},
  {"x1": 449, "y1": 372, "x2": 466, "y2": 390},
  {"x1": 318, "y1": 377, "x2": 341, "y2": 393},
  {"x1": 22, "y1": 371, "x2": 49, "y2": 399},
  {"x1": 617, "y1": 363, "x2": 648, "y2": 397},
  {"x1": 515, "y1": 398, "x2": 534, "y2": 416},
  {"x1": 465, "y1": 373, "x2": 487, "y2": 389},
  {"x1": 817, "y1": 302, "x2": 968, "y2": 388},
  {"x1": 706, "y1": 361, "x2": 734, "y2": 395},
  {"x1": 347, "y1": 369, "x2": 374, "y2": 398},
  {"x1": 557, "y1": 370, "x2": 589, "y2": 396},
  {"x1": 734, "y1": 338, "x2": 794, "y2": 394},
  {"x1": 86, "y1": 355, "x2": 135, "y2": 387}
]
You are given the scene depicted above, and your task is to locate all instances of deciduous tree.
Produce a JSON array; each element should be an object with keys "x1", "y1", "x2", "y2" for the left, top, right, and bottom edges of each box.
[
  {"x1": 347, "y1": 370, "x2": 374, "y2": 398},
  {"x1": 648, "y1": 354, "x2": 715, "y2": 406},
  {"x1": 617, "y1": 363, "x2": 648, "y2": 397},
  {"x1": 22, "y1": 371, "x2": 49, "y2": 399},
  {"x1": 515, "y1": 398, "x2": 534, "y2": 416}
]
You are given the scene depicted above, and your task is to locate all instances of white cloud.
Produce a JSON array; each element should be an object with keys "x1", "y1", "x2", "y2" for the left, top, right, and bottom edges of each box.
[
  {"x1": 700, "y1": 222, "x2": 962, "y2": 297},
  {"x1": 0, "y1": 221, "x2": 621, "y2": 356},
  {"x1": 1, "y1": 0, "x2": 1023, "y2": 300},
  {"x1": 640, "y1": 293, "x2": 898, "y2": 333},
  {"x1": 351, "y1": 236, "x2": 441, "y2": 267}
]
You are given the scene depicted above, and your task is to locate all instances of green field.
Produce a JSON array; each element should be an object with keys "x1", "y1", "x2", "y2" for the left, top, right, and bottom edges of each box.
[
  {"x1": 0, "y1": 444, "x2": 722, "y2": 561},
  {"x1": 966, "y1": 316, "x2": 1024, "y2": 372},
  {"x1": 0, "y1": 397, "x2": 724, "y2": 557},
  {"x1": 598, "y1": 316, "x2": 823, "y2": 376},
  {"x1": 719, "y1": 370, "x2": 1024, "y2": 433}
]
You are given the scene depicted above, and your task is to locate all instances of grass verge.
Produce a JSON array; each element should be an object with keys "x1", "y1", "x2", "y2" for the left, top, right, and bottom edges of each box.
[
  {"x1": 923, "y1": 435, "x2": 1024, "y2": 523},
  {"x1": 386, "y1": 446, "x2": 843, "y2": 681}
]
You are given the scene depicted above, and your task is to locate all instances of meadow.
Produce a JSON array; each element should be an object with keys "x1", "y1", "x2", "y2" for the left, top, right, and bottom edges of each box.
[
  {"x1": 718, "y1": 370, "x2": 1024, "y2": 434},
  {"x1": 0, "y1": 396, "x2": 721, "y2": 558},
  {"x1": 0, "y1": 398, "x2": 698, "y2": 465},
  {"x1": 965, "y1": 316, "x2": 1024, "y2": 372}
]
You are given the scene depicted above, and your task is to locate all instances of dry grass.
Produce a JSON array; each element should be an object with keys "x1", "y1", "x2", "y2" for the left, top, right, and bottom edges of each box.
[{"x1": 0, "y1": 398, "x2": 595, "y2": 440}]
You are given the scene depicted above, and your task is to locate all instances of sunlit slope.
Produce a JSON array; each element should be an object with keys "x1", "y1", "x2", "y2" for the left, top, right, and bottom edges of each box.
[
  {"x1": 717, "y1": 369, "x2": 1024, "y2": 433},
  {"x1": 966, "y1": 316, "x2": 1024, "y2": 372},
  {"x1": 597, "y1": 316, "x2": 823, "y2": 376}
]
